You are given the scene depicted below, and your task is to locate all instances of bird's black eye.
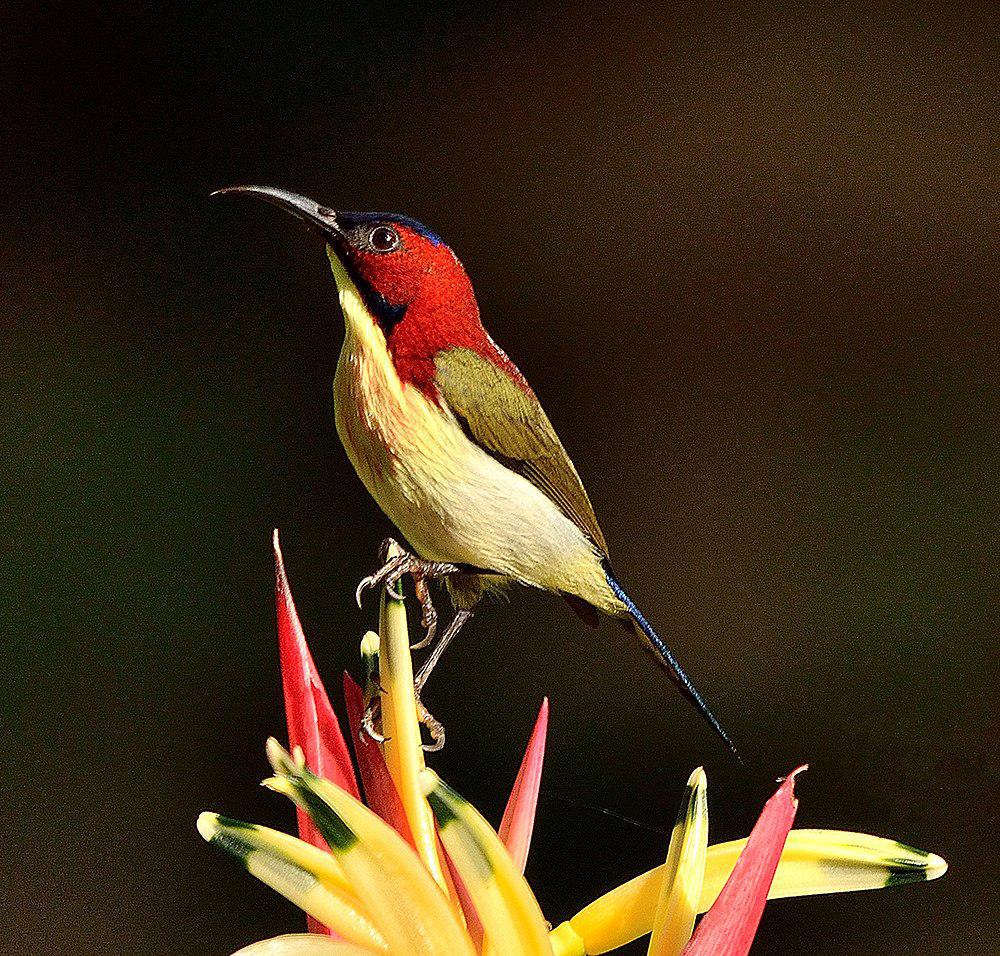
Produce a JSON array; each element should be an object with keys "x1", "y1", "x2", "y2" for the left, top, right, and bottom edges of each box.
[{"x1": 369, "y1": 225, "x2": 400, "y2": 252}]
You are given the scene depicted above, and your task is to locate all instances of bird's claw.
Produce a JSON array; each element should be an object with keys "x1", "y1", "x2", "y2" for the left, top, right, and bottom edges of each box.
[
  {"x1": 410, "y1": 575, "x2": 438, "y2": 649},
  {"x1": 362, "y1": 689, "x2": 442, "y2": 751},
  {"x1": 357, "y1": 573, "x2": 395, "y2": 607},
  {"x1": 356, "y1": 538, "x2": 407, "y2": 607},
  {"x1": 417, "y1": 694, "x2": 446, "y2": 752},
  {"x1": 356, "y1": 544, "x2": 458, "y2": 652},
  {"x1": 356, "y1": 559, "x2": 407, "y2": 609},
  {"x1": 410, "y1": 631, "x2": 435, "y2": 651},
  {"x1": 355, "y1": 576, "x2": 374, "y2": 609},
  {"x1": 360, "y1": 698, "x2": 387, "y2": 744}
]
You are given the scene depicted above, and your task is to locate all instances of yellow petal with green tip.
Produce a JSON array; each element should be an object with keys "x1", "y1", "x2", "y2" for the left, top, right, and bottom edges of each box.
[
  {"x1": 265, "y1": 741, "x2": 474, "y2": 956},
  {"x1": 421, "y1": 768, "x2": 553, "y2": 956},
  {"x1": 197, "y1": 814, "x2": 385, "y2": 952},
  {"x1": 377, "y1": 571, "x2": 449, "y2": 891},
  {"x1": 700, "y1": 829, "x2": 948, "y2": 909},
  {"x1": 552, "y1": 829, "x2": 946, "y2": 954},
  {"x1": 647, "y1": 767, "x2": 708, "y2": 956},
  {"x1": 200, "y1": 808, "x2": 354, "y2": 893},
  {"x1": 231, "y1": 935, "x2": 380, "y2": 955}
]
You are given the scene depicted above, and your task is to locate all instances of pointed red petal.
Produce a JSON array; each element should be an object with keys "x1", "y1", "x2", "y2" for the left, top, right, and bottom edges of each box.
[
  {"x1": 274, "y1": 532, "x2": 360, "y2": 937},
  {"x1": 274, "y1": 531, "x2": 359, "y2": 800},
  {"x1": 341, "y1": 672, "x2": 415, "y2": 846},
  {"x1": 682, "y1": 766, "x2": 806, "y2": 956},
  {"x1": 498, "y1": 698, "x2": 549, "y2": 873}
]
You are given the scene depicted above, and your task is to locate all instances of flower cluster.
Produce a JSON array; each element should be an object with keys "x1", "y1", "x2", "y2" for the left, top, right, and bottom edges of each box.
[{"x1": 199, "y1": 533, "x2": 946, "y2": 955}]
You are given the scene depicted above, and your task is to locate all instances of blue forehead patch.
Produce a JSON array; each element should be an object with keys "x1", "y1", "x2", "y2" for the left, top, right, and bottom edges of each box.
[{"x1": 337, "y1": 210, "x2": 443, "y2": 246}]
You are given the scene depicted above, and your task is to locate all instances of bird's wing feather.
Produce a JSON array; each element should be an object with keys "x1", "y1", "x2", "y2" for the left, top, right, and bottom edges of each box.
[{"x1": 434, "y1": 347, "x2": 608, "y2": 554}]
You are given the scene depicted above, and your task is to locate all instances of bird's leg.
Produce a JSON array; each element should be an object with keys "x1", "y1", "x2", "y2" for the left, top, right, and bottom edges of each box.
[
  {"x1": 356, "y1": 540, "x2": 461, "y2": 744},
  {"x1": 412, "y1": 608, "x2": 474, "y2": 752},
  {"x1": 414, "y1": 608, "x2": 474, "y2": 693}
]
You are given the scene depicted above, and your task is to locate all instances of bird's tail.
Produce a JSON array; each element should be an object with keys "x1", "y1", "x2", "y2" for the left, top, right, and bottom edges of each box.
[{"x1": 603, "y1": 564, "x2": 740, "y2": 760}]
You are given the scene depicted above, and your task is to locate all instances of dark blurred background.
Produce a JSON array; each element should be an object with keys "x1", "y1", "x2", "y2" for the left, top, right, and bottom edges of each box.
[{"x1": 2, "y1": 2, "x2": 996, "y2": 954}]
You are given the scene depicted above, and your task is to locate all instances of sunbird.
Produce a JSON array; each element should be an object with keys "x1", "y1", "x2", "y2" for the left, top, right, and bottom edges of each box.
[{"x1": 217, "y1": 186, "x2": 737, "y2": 756}]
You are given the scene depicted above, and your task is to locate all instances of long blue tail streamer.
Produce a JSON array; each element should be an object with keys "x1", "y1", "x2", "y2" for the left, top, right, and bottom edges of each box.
[{"x1": 604, "y1": 567, "x2": 740, "y2": 760}]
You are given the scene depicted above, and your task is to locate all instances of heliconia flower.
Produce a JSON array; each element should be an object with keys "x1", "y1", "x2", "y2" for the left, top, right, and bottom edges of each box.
[{"x1": 199, "y1": 533, "x2": 947, "y2": 955}]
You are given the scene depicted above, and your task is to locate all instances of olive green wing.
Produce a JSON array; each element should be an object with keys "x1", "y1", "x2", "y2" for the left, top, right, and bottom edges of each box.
[{"x1": 434, "y1": 347, "x2": 608, "y2": 554}]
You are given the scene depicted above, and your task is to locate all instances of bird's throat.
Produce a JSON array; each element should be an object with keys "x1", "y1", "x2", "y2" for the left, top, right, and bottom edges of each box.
[{"x1": 327, "y1": 245, "x2": 407, "y2": 339}]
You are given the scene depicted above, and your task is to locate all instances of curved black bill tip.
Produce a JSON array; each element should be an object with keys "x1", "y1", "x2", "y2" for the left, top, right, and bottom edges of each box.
[{"x1": 211, "y1": 185, "x2": 342, "y2": 241}]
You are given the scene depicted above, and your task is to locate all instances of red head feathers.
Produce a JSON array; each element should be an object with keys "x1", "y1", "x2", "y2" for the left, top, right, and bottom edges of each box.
[{"x1": 330, "y1": 212, "x2": 527, "y2": 395}]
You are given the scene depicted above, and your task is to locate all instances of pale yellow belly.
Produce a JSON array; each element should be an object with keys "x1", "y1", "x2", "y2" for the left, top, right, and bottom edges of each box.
[{"x1": 333, "y1": 344, "x2": 615, "y2": 611}]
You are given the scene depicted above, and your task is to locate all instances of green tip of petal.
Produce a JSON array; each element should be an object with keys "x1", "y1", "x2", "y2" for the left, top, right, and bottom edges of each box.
[
  {"x1": 675, "y1": 766, "x2": 708, "y2": 829},
  {"x1": 263, "y1": 753, "x2": 359, "y2": 854},
  {"x1": 419, "y1": 769, "x2": 463, "y2": 831},
  {"x1": 884, "y1": 844, "x2": 949, "y2": 887},
  {"x1": 198, "y1": 811, "x2": 260, "y2": 850},
  {"x1": 197, "y1": 813, "x2": 263, "y2": 866}
]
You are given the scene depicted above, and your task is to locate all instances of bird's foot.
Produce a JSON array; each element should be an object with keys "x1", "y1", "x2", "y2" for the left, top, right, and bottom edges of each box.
[
  {"x1": 417, "y1": 693, "x2": 446, "y2": 752},
  {"x1": 409, "y1": 574, "x2": 439, "y2": 650},
  {"x1": 358, "y1": 668, "x2": 445, "y2": 750},
  {"x1": 356, "y1": 539, "x2": 456, "y2": 651},
  {"x1": 355, "y1": 538, "x2": 459, "y2": 615},
  {"x1": 360, "y1": 697, "x2": 387, "y2": 744}
]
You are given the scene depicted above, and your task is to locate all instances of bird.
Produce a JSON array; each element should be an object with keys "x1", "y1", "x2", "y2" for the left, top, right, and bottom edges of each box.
[{"x1": 215, "y1": 185, "x2": 738, "y2": 757}]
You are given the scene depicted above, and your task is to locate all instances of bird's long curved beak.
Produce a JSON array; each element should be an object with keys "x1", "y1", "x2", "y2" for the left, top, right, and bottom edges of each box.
[{"x1": 211, "y1": 185, "x2": 343, "y2": 242}]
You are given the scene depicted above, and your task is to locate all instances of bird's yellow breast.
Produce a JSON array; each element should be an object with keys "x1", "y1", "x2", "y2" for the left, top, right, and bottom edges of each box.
[{"x1": 331, "y1": 253, "x2": 484, "y2": 564}]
